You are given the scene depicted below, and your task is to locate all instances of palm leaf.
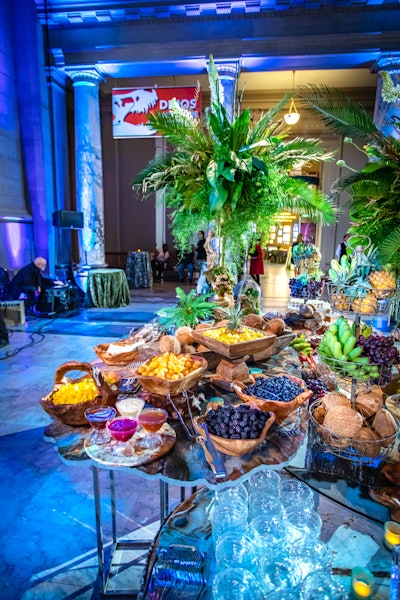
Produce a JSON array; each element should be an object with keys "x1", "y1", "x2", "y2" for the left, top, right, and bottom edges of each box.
[
  {"x1": 379, "y1": 226, "x2": 400, "y2": 266},
  {"x1": 248, "y1": 93, "x2": 291, "y2": 143},
  {"x1": 297, "y1": 84, "x2": 384, "y2": 143},
  {"x1": 281, "y1": 179, "x2": 337, "y2": 225}
]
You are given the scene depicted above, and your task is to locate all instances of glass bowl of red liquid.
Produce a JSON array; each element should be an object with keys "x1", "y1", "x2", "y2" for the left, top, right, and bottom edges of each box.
[
  {"x1": 84, "y1": 406, "x2": 117, "y2": 445},
  {"x1": 107, "y1": 416, "x2": 139, "y2": 456},
  {"x1": 138, "y1": 408, "x2": 168, "y2": 450}
]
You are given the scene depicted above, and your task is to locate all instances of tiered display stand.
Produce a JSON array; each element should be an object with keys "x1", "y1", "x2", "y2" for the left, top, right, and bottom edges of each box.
[{"x1": 310, "y1": 282, "x2": 398, "y2": 466}]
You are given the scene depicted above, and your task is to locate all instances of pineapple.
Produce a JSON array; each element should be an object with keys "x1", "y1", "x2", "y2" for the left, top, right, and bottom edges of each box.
[
  {"x1": 369, "y1": 270, "x2": 396, "y2": 298},
  {"x1": 351, "y1": 293, "x2": 377, "y2": 314},
  {"x1": 206, "y1": 305, "x2": 264, "y2": 344}
]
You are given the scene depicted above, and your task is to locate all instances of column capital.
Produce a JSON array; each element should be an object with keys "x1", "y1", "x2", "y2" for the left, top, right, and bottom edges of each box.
[
  {"x1": 371, "y1": 53, "x2": 400, "y2": 74},
  {"x1": 65, "y1": 67, "x2": 104, "y2": 87},
  {"x1": 47, "y1": 67, "x2": 69, "y2": 90},
  {"x1": 214, "y1": 60, "x2": 241, "y2": 80}
]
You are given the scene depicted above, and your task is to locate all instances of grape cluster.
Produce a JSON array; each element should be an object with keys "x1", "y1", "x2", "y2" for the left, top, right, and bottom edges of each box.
[
  {"x1": 289, "y1": 278, "x2": 307, "y2": 298},
  {"x1": 305, "y1": 378, "x2": 328, "y2": 402},
  {"x1": 205, "y1": 404, "x2": 270, "y2": 439},
  {"x1": 358, "y1": 334, "x2": 400, "y2": 366},
  {"x1": 244, "y1": 375, "x2": 303, "y2": 402},
  {"x1": 289, "y1": 278, "x2": 325, "y2": 299}
]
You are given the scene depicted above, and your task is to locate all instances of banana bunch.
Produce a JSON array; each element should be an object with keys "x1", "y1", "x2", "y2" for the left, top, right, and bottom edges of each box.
[
  {"x1": 290, "y1": 336, "x2": 313, "y2": 356},
  {"x1": 318, "y1": 316, "x2": 379, "y2": 380}
]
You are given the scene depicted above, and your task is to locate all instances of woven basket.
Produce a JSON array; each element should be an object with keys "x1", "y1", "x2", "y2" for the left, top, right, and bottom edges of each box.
[
  {"x1": 232, "y1": 372, "x2": 312, "y2": 422},
  {"x1": 326, "y1": 283, "x2": 394, "y2": 315},
  {"x1": 193, "y1": 401, "x2": 276, "y2": 456},
  {"x1": 94, "y1": 338, "x2": 142, "y2": 366},
  {"x1": 134, "y1": 355, "x2": 208, "y2": 396},
  {"x1": 39, "y1": 361, "x2": 120, "y2": 426},
  {"x1": 309, "y1": 398, "x2": 398, "y2": 461}
]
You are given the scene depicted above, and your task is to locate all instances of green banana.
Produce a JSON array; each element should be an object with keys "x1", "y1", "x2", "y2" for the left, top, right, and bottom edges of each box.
[
  {"x1": 342, "y1": 336, "x2": 357, "y2": 355},
  {"x1": 353, "y1": 357, "x2": 370, "y2": 365},
  {"x1": 339, "y1": 329, "x2": 352, "y2": 345},
  {"x1": 332, "y1": 341, "x2": 343, "y2": 360},
  {"x1": 347, "y1": 346, "x2": 363, "y2": 361}
]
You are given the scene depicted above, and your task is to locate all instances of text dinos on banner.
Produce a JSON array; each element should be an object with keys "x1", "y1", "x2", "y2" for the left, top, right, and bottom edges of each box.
[{"x1": 112, "y1": 87, "x2": 201, "y2": 138}]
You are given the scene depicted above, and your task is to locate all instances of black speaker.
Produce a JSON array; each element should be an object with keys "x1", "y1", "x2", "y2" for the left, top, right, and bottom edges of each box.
[{"x1": 52, "y1": 210, "x2": 84, "y2": 229}]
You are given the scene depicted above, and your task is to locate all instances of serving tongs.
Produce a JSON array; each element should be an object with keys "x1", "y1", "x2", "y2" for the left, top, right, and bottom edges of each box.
[{"x1": 168, "y1": 391, "x2": 226, "y2": 480}]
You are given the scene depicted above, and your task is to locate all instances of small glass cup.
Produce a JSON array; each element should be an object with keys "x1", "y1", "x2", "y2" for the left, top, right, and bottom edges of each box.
[
  {"x1": 290, "y1": 539, "x2": 333, "y2": 580},
  {"x1": 137, "y1": 407, "x2": 168, "y2": 450},
  {"x1": 84, "y1": 406, "x2": 117, "y2": 445},
  {"x1": 211, "y1": 504, "x2": 248, "y2": 545},
  {"x1": 302, "y1": 571, "x2": 347, "y2": 599},
  {"x1": 249, "y1": 495, "x2": 283, "y2": 522},
  {"x1": 249, "y1": 515, "x2": 288, "y2": 556},
  {"x1": 258, "y1": 553, "x2": 302, "y2": 595},
  {"x1": 247, "y1": 469, "x2": 281, "y2": 499},
  {"x1": 116, "y1": 397, "x2": 144, "y2": 418},
  {"x1": 107, "y1": 416, "x2": 139, "y2": 457},
  {"x1": 279, "y1": 479, "x2": 314, "y2": 510},
  {"x1": 284, "y1": 507, "x2": 322, "y2": 544},
  {"x1": 264, "y1": 591, "x2": 300, "y2": 599},
  {"x1": 214, "y1": 483, "x2": 249, "y2": 513},
  {"x1": 215, "y1": 532, "x2": 258, "y2": 574},
  {"x1": 212, "y1": 567, "x2": 261, "y2": 600}
]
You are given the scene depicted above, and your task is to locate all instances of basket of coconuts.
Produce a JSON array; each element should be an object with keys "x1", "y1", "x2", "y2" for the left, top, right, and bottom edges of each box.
[{"x1": 309, "y1": 388, "x2": 398, "y2": 462}]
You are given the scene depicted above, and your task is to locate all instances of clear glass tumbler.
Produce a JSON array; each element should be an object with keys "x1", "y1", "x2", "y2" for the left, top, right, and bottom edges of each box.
[
  {"x1": 215, "y1": 483, "x2": 249, "y2": 509},
  {"x1": 279, "y1": 479, "x2": 314, "y2": 510},
  {"x1": 212, "y1": 567, "x2": 261, "y2": 600},
  {"x1": 249, "y1": 515, "x2": 288, "y2": 557},
  {"x1": 247, "y1": 469, "x2": 281, "y2": 499},
  {"x1": 215, "y1": 532, "x2": 258, "y2": 574},
  {"x1": 284, "y1": 507, "x2": 322, "y2": 544},
  {"x1": 290, "y1": 539, "x2": 333, "y2": 580},
  {"x1": 249, "y1": 494, "x2": 284, "y2": 522},
  {"x1": 211, "y1": 503, "x2": 248, "y2": 545},
  {"x1": 302, "y1": 571, "x2": 347, "y2": 599},
  {"x1": 258, "y1": 554, "x2": 302, "y2": 595}
]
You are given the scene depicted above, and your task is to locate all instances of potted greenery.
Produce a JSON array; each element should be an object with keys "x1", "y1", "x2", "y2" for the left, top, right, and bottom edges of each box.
[
  {"x1": 156, "y1": 287, "x2": 218, "y2": 330},
  {"x1": 132, "y1": 56, "x2": 336, "y2": 268},
  {"x1": 297, "y1": 81, "x2": 400, "y2": 272}
]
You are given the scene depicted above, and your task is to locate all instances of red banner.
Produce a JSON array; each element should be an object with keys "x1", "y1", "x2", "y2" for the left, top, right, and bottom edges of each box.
[{"x1": 112, "y1": 86, "x2": 201, "y2": 138}]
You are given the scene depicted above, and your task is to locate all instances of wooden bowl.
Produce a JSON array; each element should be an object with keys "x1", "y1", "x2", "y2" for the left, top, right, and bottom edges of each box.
[
  {"x1": 133, "y1": 355, "x2": 208, "y2": 396},
  {"x1": 191, "y1": 327, "x2": 276, "y2": 359},
  {"x1": 94, "y1": 341, "x2": 141, "y2": 366},
  {"x1": 193, "y1": 402, "x2": 276, "y2": 456},
  {"x1": 39, "y1": 361, "x2": 120, "y2": 426},
  {"x1": 232, "y1": 372, "x2": 312, "y2": 423},
  {"x1": 252, "y1": 329, "x2": 296, "y2": 361}
]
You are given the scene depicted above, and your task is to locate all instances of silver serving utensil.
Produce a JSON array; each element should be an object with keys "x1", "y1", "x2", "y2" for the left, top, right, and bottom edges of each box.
[{"x1": 197, "y1": 421, "x2": 226, "y2": 480}]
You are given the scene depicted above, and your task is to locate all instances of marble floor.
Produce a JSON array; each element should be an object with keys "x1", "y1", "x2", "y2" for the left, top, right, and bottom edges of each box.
[{"x1": 0, "y1": 265, "x2": 391, "y2": 599}]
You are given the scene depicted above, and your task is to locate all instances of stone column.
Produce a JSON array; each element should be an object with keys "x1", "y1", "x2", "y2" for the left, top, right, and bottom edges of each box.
[
  {"x1": 47, "y1": 68, "x2": 70, "y2": 271},
  {"x1": 373, "y1": 54, "x2": 400, "y2": 139},
  {"x1": 215, "y1": 61, "x2": 240, "y2": 124},
  {"x1": 66, "y1": 68, "x2": 106, "y2": 267}
]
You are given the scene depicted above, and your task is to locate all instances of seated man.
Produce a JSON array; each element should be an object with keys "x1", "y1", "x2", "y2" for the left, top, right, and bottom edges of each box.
[
  {"x1": 8, "y1": 257, "x2": 63, "y2": 312},
  {"x1": 177, "y1": 249, "x2": 195, "y2": 284}
]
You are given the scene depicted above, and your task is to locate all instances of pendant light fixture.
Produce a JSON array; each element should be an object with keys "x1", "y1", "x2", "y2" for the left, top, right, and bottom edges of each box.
[{"x1": 284, "y1": 71, "x2": 300, "y2": 126}]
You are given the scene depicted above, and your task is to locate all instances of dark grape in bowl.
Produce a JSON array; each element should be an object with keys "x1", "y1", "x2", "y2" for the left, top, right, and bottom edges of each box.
[{"x1": 194, "y1": 402, "x2": 276, "y2": 456}]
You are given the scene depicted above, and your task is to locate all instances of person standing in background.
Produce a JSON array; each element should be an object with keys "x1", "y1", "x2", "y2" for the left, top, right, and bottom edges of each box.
[
  {"x1": 291, "y1": 233, "x2": 304, "y2": 276},
  {"x1": 249, "y1": 241, "x2": 264, "y2": 285},
  {"x1": 335, "y1": 234, "x2": 350, "y2": 261},
  {"x1": 153, "y1": 243, "x2": 170, "y2": 282}
]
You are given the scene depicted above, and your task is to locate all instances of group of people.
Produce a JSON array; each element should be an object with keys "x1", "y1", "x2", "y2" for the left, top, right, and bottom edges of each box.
[{"x1": 151, "y1": 231, "x2": 207, "y2": 284}]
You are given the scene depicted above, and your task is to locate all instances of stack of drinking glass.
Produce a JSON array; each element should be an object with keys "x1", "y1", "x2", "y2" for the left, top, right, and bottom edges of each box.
[{"x1": 211, "y1": 470, "x2": 347, "y2": 600}]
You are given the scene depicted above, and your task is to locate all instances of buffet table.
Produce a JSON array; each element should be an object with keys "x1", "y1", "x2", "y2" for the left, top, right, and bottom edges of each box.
[{"x1": 43, "y1": 347, "x2": 396, "y2": 598}]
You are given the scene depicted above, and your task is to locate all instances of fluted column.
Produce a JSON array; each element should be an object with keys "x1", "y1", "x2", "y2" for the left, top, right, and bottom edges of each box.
[
  {"x1": 66, "y1": 68, "x2": 106, "y2": 267},
  {"x1": 373, "y1": 54, "x2": 400, "y2": 139},
  {"x1": 215, "y1": 60, "x2": 240, "y2": 124},
  {"x1": 47, "y1": 68, "x2": 70, "y2": 269}
]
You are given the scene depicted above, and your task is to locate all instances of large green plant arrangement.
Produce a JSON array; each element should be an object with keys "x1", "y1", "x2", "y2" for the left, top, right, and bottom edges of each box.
[
  {"x1": 132, "y1": 56, "x2": 336, "y2": 265},
  {"x1": 156, "y1": 287, "x2": 217, "y2": 329},
  {"x1": 297, "y1": 82, "x2": 400, "y2": 271}
]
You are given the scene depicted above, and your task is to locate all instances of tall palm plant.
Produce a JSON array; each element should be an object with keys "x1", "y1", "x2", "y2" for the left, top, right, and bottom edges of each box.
[
  {"x1": 297, "y1": 84, "x2": 400, "y2": 270},
  {"x1": 132, "y1": 57, "x2": 336, "y2": 265}
]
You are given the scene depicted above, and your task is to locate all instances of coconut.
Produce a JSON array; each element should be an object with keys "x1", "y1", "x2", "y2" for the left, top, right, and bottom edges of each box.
[{"x1": 175, "y1": 326, "x2": 196, "y2": 345}]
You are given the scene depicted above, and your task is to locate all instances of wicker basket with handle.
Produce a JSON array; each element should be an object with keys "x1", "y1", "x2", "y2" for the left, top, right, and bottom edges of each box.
[{"x1": 39, "y1": 361, "x2": 120, "y2": 426}]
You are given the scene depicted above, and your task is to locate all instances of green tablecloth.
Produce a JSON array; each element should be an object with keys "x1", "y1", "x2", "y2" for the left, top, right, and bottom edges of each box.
[{"x1": 87, "y1": 269, "x2": 130, "y2": 308}]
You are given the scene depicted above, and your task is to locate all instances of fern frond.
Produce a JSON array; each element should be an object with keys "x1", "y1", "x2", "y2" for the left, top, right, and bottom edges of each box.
[{"x1": 379, "y1": 226, "x2": 400, "y2": 266}]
